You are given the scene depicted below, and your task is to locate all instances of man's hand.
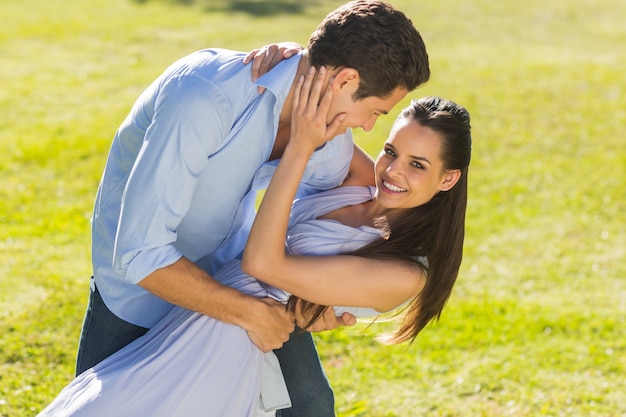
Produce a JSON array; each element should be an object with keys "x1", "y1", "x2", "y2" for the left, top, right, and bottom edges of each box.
[
  {"x1": 293, "y1": 299, "x2": 357, "y2": 333},
  {"x1": 243, "y1": 42, "x2": 304, "y2": 93},
  {"x1": 139, "y1": 258, "x2": 295, "y2": 352},
  {"x1": 245, "y1": 297, "x2": 296, "y2": 352}
]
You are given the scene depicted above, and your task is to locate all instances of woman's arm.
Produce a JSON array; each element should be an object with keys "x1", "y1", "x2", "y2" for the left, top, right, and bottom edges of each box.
[
  {"x1": 252, "y1": 253, "x2": 422, "y2": 313},
  {"x1": 242, "y1": 67, "x2": 423, "y2": 313}
]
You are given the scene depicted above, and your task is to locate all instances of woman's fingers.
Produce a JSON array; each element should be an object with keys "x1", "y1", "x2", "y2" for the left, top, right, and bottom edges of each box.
[
  {"x1": 291, "y1": 65, "x2": 344, "y2": 148},
  {"x1": 242, "y1": 48, "x2": 262, "y2": 65},
  {"x1": 302, "y1": 67, "x2": 345, "y2": 142},
  {"x1": 292, "y1": 73, "x2": 305, "y2": 116},
  {"x1": 255, "y1": 45, "x2": 279, "y2": 80},
  {"x1": 299, "y1": 66, "x2": 317, "y2": 113},
  {"x1": 298, "y1": 66, "x2": 328, "y2": 119},
  {"x1": 244, "y1": 43, "x2": 303, "y2": 93},
  {"x1": 323, "y1": 83, "x2": 345, "y2": 140},
  {"x1": 305, "y1": 66, "x2": 326, "y2": 113}
]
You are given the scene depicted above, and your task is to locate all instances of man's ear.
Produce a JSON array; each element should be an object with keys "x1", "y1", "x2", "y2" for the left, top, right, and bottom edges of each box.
[
  {"x1": 332, "y1": 67, "x2": 359, "y2": 90},
  {"x1": 439, "y1": 169, "x2": 461, "y2": 192}
]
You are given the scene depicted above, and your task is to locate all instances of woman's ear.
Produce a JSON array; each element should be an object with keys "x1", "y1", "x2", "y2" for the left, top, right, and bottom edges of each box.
[{"x1": 439, "y1": 169, "x2": 461, "y2": 192}]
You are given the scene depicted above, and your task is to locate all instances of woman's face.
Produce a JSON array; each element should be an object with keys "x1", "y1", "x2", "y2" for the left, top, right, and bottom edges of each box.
[{"x1": 374, "y1": 118, "x2": 457, "y2": 211}]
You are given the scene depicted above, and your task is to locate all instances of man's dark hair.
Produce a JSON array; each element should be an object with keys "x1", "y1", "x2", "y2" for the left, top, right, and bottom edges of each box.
[{"x1": 308, "y1": 0, "x2": 430, "y2": 100}]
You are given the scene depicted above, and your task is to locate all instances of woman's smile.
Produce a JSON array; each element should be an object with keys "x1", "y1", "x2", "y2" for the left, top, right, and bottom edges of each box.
[{"x1": 381, "y1": 179, "x2": 407, "y2": 193}]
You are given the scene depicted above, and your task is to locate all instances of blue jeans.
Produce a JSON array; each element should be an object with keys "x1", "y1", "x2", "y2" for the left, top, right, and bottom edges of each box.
[
  {"x1": 75, "y1": 281, "x2": 335, "y2": 416},
  {"x1": 75, "y1": 283, "x2": 149, "y2": 375},
  {"x1": 274, "y1": 330, "x2": 335, "y2": 417}
]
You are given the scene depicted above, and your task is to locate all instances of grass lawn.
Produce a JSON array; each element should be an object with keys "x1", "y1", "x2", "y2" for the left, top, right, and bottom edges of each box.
[{"x1": 1, "y1": 0, "x2": 625, "y2": 415}]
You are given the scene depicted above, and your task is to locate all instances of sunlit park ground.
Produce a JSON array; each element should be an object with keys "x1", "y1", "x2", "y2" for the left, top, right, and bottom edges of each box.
[{"x1": 1, "y1": 0, "x2": 625, "y2": 415}]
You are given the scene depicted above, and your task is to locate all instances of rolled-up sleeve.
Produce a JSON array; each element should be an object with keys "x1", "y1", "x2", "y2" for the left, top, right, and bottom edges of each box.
[{"x1": 113, "y1": 74, "x2": 231, "y2": 284}]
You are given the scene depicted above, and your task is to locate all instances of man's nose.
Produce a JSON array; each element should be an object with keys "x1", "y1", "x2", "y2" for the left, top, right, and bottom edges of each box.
[{"x1": 361, "y1": 115, "x2": 379, "y2": 132}]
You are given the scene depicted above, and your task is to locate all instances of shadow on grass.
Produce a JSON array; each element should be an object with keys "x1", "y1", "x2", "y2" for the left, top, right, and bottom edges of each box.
[{"x1": 132, "y1": 0, "x2": 320, "y2": 16}]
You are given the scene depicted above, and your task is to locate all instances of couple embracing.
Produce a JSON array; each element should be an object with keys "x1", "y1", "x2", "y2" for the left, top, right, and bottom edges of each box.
[{"x1": 39, "y1": 1, "x2": 472, "y2": 416}]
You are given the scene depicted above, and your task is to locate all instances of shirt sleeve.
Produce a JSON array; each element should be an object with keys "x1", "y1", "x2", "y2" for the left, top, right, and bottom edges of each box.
[
  {"x1": 296, "y1": 129, "x2": 355, "y2": 198},
  {"x1": 113, "y1": 74, "x2": 232, "y2": 284}
]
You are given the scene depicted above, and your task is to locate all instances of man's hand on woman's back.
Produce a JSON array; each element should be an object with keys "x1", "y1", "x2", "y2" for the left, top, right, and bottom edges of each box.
[{"x1": 244, "y1": 296, "x2": 295, "y2": 352}]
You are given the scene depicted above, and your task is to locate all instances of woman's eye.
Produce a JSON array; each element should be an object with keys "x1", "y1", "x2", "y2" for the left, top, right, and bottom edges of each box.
[
  {"x1": 411, "y1": 161, "x2": 424, "y2": 169},
  {"x1": 384, "y1": 148, "x2": 395, "y2": 157}
]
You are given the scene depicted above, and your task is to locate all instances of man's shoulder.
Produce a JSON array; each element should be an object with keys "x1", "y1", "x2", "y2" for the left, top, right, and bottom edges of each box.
[
  {"x1": 167, "y1": 48, "x2": 247, "y2": 77},
  {"x1": 155, "y1": 48, "x2": 255, "y2": 107}
]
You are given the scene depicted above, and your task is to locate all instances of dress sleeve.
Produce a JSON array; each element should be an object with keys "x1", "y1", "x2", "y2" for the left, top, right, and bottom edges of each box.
[
  {"x1": 113, "y1": 74, "x2": 232, "y2": 284},
  {"x1": 333, "y1": 306, "x2": 380, "y2": 318}
]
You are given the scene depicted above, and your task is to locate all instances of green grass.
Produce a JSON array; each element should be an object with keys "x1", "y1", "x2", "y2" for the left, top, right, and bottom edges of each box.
[{"x1": 1, "y1": 0, "x2": 625, "y2": 415}]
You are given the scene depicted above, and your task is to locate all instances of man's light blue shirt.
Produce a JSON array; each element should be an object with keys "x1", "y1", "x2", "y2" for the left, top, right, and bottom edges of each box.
[{"x1": 91, "y1": 49, "x2": 354, "y2": 328}]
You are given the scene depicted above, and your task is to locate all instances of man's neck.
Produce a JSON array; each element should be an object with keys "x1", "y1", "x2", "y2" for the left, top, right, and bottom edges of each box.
[
  {"x1": 278, "y1": 51, "x2": 311, "y2": 127},
  {"x1": 270, "y1": 51, "x2": 310, "y2": 161}
]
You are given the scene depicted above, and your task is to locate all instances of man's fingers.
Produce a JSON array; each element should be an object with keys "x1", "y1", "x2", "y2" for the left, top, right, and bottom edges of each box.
[{"x1": 246, "y1": 297, "x2": 296, "y2": 351}]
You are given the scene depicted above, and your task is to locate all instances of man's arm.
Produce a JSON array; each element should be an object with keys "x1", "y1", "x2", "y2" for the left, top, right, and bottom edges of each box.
[
  {"x1": 113, "y1": 68, "x2": 295, "y2": 352},
  {"x1": 139, "y1": 257, "x2": 294, "y2": 352},
  {"x1": 340, "y1": 143, "x2": 376, "y2": 187}
]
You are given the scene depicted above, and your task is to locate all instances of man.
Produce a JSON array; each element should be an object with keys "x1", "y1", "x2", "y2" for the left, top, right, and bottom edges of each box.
[{"x1": 77, "y1": 1, "x2": 429, "y2": 415}]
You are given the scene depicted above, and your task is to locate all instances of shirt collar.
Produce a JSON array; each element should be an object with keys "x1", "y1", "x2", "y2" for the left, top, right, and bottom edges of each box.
[{"x1": 254, "y1": 50, "x2": 303, "y2": 103}]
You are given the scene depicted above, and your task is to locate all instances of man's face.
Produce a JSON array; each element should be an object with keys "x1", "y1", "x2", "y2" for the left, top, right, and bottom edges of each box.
[{"x1": 328, "y1": 82, "x2": 407, "y2": 133}]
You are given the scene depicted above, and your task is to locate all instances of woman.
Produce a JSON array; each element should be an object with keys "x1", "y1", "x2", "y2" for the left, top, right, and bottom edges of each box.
[{"x1": 38, "y1": 69, "x2": 471, "y2": 417}]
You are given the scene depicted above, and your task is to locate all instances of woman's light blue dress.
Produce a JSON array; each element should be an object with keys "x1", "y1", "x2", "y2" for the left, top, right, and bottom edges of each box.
[{"x1": 38, "y1": 186, "x2": 382, "y2": 417}]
